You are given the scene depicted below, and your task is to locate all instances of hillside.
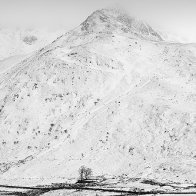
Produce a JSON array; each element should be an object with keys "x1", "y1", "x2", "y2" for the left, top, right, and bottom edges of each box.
[
  {"x1": 0, "y1": 8, "x2": 196, "y2": 188},
  {"x1": 0, "y1": 27, "x2": 65, "y2": 61}
]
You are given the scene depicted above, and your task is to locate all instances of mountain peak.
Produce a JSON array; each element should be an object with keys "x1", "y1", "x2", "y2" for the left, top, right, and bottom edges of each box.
[{"x1": 80, "y1": 8, "x2": 162, "y2": 41}]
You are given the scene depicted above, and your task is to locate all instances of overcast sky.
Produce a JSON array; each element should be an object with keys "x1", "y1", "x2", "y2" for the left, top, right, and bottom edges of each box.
[{"x1": 0, "y1": 0, "x2": 196, "y2": 43}]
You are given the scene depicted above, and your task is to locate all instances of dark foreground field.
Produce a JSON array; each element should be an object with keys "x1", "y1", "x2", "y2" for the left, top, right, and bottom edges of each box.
[{"x1": 1, "y1": 178, "x2": 196, "y2": 196}]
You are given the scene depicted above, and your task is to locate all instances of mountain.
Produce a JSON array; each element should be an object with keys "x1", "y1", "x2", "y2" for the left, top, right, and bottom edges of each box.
[
  {"x1": 0, "y1": 8, "x2": 196, "y2": 188},
  {"x1": 0, "y1": 27, "x2": 66, "y2": 61}
]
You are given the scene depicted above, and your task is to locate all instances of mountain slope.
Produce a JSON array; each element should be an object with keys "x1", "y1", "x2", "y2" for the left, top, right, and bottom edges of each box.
[
  {"x1": 0, "y1": 8, "x2": 196, "y2": 186},
  {"x1": 0, "y1": 27, "x2": 66, "y2": 61}
]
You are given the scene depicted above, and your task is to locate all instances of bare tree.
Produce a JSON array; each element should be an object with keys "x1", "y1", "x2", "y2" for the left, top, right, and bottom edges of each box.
[{"x1": 78, "y1": 166, "x2": 92, "y2": 181}]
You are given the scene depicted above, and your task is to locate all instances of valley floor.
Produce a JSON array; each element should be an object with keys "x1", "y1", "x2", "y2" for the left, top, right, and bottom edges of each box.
[{"x1": 0, "y1": 177, "x2": 196, "y2": 196}]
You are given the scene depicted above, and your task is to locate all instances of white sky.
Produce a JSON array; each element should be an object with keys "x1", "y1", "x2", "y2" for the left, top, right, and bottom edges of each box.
[{"x1": 0, "y1": 0, "x2": 196, "y2": 43}]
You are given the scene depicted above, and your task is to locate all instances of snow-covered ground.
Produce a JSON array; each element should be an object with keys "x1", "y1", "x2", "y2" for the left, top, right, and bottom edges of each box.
[
  {"x1": 0, "y1": 27, "x2": 66, "y2": 61},
  {"x1": 0, "y1": 8, "x2": 196, "y2": 194}
]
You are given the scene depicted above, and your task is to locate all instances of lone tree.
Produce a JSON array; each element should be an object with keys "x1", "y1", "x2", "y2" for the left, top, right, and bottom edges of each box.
[{"x1": 78, "y1": 166, "x2": 92, "y2": 181}]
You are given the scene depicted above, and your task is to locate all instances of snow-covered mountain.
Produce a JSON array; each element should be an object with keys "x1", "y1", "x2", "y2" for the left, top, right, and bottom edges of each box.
[
  {"x1": 0, "y1": 27, "x2": 66, "y2": 61},
  {"x1": 0, "y1": 8, "x2": 196, "y2": 188}
]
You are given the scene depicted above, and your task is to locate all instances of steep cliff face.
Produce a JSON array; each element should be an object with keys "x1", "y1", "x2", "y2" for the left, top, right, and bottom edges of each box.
[{"x1": 0, "y1": 9, "x2": 196, "y2": 185}]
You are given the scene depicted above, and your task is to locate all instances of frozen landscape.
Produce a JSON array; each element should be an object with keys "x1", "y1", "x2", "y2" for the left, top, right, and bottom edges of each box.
[{"x1": 0, "y1": 6, "x2": 196, "y2": 196}]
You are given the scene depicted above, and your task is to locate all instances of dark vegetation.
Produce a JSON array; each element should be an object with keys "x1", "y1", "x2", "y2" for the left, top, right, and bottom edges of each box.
[
  {"x1": 0, "y1": 156, "x2": 33, "y2": 173},
  {"x1": 1, "y1": 177, "x2": 196, "y2": 196}
]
